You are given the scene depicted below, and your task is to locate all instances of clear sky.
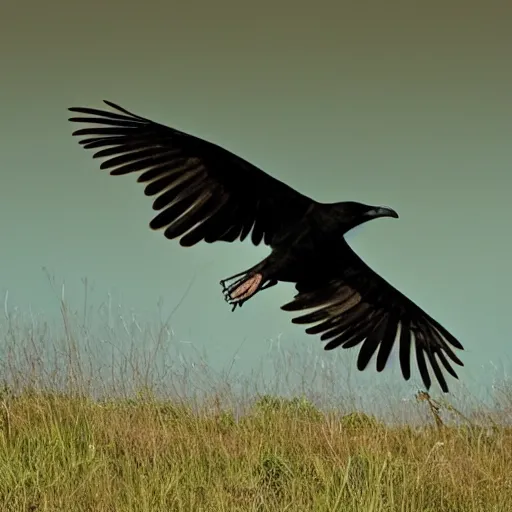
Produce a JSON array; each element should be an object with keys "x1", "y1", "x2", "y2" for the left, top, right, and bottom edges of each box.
[{"x1": 1, "y1": 0, "x2": 511, "y2": 400}]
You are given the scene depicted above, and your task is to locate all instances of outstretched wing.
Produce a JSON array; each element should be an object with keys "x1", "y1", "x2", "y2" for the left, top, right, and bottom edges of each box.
[
  {"x1": 69, "y1": 101, "x2": 315, "y2": 247},
  {"x1": 281, "y1": 239, "x2": 464, "y2": 392}
]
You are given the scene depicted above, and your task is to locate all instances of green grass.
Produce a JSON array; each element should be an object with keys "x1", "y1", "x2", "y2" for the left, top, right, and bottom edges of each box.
[
  {"x1": 0, "y1": 279, "x2": 511, "y2": 511},
  {"x1": 1, "y1": 390, "x2": 511, "y2": 511}
]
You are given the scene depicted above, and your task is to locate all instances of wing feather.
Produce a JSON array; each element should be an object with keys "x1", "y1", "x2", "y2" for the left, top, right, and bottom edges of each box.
[
  {"x1": 69, "y1": 101, "x2": 315, "y2": 247},
  {"x1": 282, "y1": 240, "x2": 464, "y2": 392}
]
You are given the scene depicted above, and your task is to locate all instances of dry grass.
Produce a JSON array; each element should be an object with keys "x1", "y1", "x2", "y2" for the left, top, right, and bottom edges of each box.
[{"x1": 0, "y1": 278, "x2": 511, "y2": 511}]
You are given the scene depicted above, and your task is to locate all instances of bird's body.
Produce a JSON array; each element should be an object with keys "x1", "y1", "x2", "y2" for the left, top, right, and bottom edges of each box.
[{"x1": 68, "y1": 100, "x2": 465, "y2": 393}]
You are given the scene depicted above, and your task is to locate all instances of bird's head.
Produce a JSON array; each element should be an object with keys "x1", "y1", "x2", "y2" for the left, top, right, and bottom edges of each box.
[{"x1": 330, "y1": 201, "x2": 399, "y2": 234}]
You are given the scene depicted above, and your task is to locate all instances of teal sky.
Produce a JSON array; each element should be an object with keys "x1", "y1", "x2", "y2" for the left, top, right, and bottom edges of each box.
[{"x1": 1, "y1": 0, "x2": 511, "y2": 398}]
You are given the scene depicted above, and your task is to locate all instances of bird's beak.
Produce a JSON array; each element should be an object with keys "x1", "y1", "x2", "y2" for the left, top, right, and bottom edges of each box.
[{"x1": 365, "y1": 206, "x2": 399, "y2": 220}]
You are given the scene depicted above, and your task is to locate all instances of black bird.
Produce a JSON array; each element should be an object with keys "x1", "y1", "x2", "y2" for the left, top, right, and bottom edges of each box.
[{"x1": 68, "y1": 100, "x2": 464, "y2": 393}]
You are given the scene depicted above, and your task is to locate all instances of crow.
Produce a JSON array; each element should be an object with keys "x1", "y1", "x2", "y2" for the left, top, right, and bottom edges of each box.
[{"x1": 68, "y1": 100, "x2": 464, "y2": 393}]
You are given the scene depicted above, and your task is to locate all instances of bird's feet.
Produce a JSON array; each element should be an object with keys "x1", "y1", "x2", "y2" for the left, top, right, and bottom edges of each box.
[{"x1": 220, "y1": 273, "x2": 263, "y2": 311}]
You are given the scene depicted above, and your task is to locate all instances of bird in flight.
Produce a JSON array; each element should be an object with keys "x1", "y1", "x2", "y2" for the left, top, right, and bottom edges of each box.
[{"x1": 68, "y1": 100, "x2": 464, "y2": 393}]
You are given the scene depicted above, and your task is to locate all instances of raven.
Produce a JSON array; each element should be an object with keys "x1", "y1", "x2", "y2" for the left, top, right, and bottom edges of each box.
[{"x1": 68, "y1": 101, "x2": 464, "y2": 393}]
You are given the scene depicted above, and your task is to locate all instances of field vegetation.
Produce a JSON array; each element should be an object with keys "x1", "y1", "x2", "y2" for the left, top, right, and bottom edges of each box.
[{"x1": 0, "y1": 281, "x2": 511, "y2": 511}]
